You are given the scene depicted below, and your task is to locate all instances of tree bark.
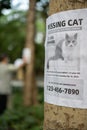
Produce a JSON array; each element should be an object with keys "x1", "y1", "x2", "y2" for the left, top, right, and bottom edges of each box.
[
  {"x1": 44, "y1": 0, "x2": 87, "y2": 130},
  {"x1": 24, "y1": 0, "x2": 38, "y2": 106}
]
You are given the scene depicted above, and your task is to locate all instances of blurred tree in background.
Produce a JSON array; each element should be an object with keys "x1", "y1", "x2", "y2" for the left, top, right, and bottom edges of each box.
[
  {"x1": 23, "y1": 0, "x2": 49, "y2": 106},
  {"x1": 24, "y1": 0, "x2": 38, "y2": 106}
]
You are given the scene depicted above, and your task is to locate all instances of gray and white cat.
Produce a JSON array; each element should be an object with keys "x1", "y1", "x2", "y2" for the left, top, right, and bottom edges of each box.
[{"x1": 47, "y1": 33, "x2": 78, "y2": 69}]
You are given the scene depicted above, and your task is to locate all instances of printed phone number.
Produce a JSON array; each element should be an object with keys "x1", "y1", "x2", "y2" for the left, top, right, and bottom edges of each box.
[{"x1": 47, "y1": 85, "x2": 79, "y2": 95}]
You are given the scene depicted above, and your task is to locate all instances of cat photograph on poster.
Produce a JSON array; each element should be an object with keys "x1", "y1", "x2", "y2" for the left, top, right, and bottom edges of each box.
[{"x1": 47, "y1": 32, "x2": 80, "y2": 71}]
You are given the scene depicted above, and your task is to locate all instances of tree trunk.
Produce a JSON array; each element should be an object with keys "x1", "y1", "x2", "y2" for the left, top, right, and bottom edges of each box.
[
  {"x1": 24, "y1": 0, "x2": 38, "y2": 106},
  {"x1": 44, "y1": 0, "x2": 87, "y2": 130}
]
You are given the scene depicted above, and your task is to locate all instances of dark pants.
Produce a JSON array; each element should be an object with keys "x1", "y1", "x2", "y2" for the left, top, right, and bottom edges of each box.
[{"x1": 0, "y1": 94, "x2": 8, "y2": 115}]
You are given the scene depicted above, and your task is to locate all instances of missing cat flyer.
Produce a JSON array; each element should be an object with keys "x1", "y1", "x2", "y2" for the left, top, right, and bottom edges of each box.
[{"x1": 44, "y1": 8, "x2": 87, "y2": 109}]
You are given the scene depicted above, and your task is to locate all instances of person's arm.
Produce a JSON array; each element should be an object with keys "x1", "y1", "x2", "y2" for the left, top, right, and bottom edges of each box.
[
  {"x1": 8, "y1": 59, "x2": 27, "y2": 72},
  {"x1": 8, "y1": 64, "x2": 17, "y2": 72}
]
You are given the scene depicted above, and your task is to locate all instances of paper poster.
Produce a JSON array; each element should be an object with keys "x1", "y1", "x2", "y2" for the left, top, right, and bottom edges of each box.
[
  {"x1": 44, "y1": 9, "x2": 87, "y2": 109},
  {"x1": 22, "y1": 48, "x2": 31, "y2": 63},
  {"x1": 14, "y1": 58, "x2": 23, "y2": 68}
]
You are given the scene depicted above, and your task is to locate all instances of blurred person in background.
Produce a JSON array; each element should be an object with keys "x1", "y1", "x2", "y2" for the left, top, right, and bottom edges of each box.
[{"x1": 0, "y1": 53, "x2": 27, "y2": 115}]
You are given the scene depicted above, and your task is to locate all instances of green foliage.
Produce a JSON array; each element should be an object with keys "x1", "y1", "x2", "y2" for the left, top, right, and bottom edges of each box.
[
  {"x1": 35, "y1": 17, "x2": 45, "y2": 33},
  {"x1": 0, "y1": 0, "x2": 11, "y2": 15},
  {"x1": 0, "y1": 11, "x2": 26, "y2": 62},
  {"x1": 0, "y1": 87, "x2": 44, "y2": 130},
  {"x1": 36, "y1": 0, "x2": 49, "y2": 12}
]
